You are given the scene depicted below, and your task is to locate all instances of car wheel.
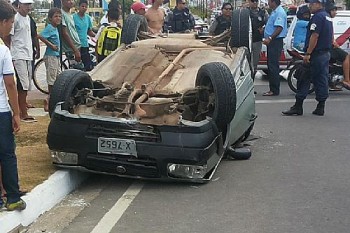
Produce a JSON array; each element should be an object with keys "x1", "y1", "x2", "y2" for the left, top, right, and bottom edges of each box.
[
  {"x1": 230, "y1": 8, "x2": 252, "y2": 53},
  {"x1": 287, "y1": 65, "x2": 315, "y2": 94},
  {"x1": 121, "y1": 14, "x2": 143, "y2": 44},
  {"x1": 195, "y1": 62, "x2": 237, "y2": 131},
  {"x1": 49, "y1": 69, "x2": 93, "y2": 117}
]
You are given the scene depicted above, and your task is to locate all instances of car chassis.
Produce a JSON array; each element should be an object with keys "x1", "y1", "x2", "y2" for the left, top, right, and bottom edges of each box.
[{"x1": 47, "y1": 9, "x2": 257, "y2": 183}]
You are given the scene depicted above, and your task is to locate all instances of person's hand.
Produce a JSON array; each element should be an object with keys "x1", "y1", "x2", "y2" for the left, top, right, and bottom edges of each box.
[
  {"x1": 12, "y1": 115, "x2": 20, "y2": 133},
  {"x1": 74, "y1": 49, "x2": 81, "y2": 62},
  {"x1": 35, "y1": 50, "x2": 40, "y2": 60},
  {"x1": 148, "y1": 27, "x2": 155, "y2": 34},
  {"x1": 52, "y1": 45, "x2": 59, "y2": 51},
  {"x1": 303, "y1": 54, "x2": 310, "y2": 64},
  {"x1": 262, "y1": 37, "x2": 271, "y2": 45},
  {"x1": 258, "y1": 27, "x2": 264, "y2": 34}
]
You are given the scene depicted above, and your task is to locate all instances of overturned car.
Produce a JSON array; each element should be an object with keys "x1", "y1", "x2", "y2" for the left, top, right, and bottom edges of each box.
[{"x1": 47, "y1": 9, "x2": 257, "y2": 182}]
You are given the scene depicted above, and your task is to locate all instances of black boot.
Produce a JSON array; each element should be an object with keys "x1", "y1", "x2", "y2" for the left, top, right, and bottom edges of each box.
[
  {"x1": 312, "y1": 101, "x2": 325, "y2": 116},
  {"x1": 282, "y1": 99, "x2": 303, "y2": 116}
]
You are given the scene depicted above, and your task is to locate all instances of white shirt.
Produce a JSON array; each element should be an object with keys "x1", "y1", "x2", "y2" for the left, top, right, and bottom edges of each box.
[
  {"x1": 10, "y1": 12, "x2": 33, "y2": 60},
  {"x1": 0, "y1": 43, "x2": 15, "y2": 112}
]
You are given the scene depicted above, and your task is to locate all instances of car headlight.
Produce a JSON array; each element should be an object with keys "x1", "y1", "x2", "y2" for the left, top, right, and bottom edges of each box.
[
  {"x1": 51, "y1": 151, "x2": 78, "y2": 165},
  {"x1": 167, "y1": 163, "x2": 207, "y2": 179}
]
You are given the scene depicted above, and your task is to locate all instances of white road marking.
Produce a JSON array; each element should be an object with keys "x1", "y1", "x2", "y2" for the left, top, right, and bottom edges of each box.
[
  {"x1": 91, "y1": 182, "x2": 144, "y2": 233},
  {"x1": 256, "y1": 98, "x2": 350, "y2": 104}
]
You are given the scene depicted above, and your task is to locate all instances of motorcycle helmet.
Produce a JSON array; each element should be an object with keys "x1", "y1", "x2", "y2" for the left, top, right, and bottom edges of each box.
[
  {"x1": 326, "y1": 3, "x2": 337, "y2": 14},
  {"x1": 297, "y1": 4, "x2": 310, "y2": 21}
]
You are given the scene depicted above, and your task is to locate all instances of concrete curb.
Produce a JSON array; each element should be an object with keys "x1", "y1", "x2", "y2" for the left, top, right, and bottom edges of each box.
[
  {"x1": 27, "y1": 108, "x2": 48, "y2": 117},
  {"x1": 0, "y1": 170, "x2": 89, "y2": 233},
  {"x1": 0, "y1": 98, "x2": 84, "y2": 232}
]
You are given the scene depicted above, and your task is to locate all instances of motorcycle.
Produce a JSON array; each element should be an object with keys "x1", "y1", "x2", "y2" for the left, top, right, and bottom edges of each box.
[
  {"x1": 286, "y1": 48, "x2": 345, "y2": 94},
  {"x1": 88, "y1": 35, "x2": 97, "y2": 67}
]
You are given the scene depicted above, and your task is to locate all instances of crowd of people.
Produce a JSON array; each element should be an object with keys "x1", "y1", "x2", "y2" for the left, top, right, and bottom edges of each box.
[{"x1": 0, "y1": 0, "x2": 348, "y2": 212}]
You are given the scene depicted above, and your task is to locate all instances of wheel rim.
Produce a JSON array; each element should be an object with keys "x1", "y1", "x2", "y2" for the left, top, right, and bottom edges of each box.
[
  {"x1": 196, "y1": 76, "x2": 215, "y2": 120},
  {"x1": 289, "y1": 68, "x2": 314, "y2": 93},
  {"x1": 291, "y1": 69, "x2": 298, "y2": 91},
  {"x1": 33, "y1": 60, "x2": 49, "y2": 94}
]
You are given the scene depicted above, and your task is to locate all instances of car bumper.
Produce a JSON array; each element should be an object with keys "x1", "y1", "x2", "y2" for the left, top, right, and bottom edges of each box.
[{"x1": 48, "y1": 104, "x2": 224, "y2": 183}]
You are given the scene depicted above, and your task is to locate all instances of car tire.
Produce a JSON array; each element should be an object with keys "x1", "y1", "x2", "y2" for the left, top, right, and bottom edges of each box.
[
  {"x1": 195, "y1": 62, "x2": 236, "y2": 131},
  {"x1": 49, "y1": 69, "x2": 93, "y2": 117},
  {"x1": 287, "y1": 65, "x2": 315, "y2": 94},
  {"x1": 121, "y1": 14, "x2": 143, "y2": 44},
  {"x1": 230, "y1": 8, "x2": 252, "y2": 53}
]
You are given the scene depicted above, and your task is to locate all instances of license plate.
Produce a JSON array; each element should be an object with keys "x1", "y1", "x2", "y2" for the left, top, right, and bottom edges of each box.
[{"x1": 98, "y1": 137, "x2": 137, "y2": 157}]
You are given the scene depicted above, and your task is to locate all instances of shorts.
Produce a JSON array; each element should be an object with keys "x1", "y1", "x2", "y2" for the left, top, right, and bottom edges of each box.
[
  {"x1": 44, "y1": 55, "x2": 61, "y2": 86},
  {"x1": 14, "y1": 60, "x2": 32, "y2": 91},
  {"x1": 330, "y1": 47, "x2": 348, "y2": 63}
]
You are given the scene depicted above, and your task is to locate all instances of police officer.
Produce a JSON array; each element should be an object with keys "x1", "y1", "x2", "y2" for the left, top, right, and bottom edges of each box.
[
  {"x1": 248, "y1": 0, "x2": 268, "y2": 78},
  {"x1": 167, "y1": 0, "x2": 195, "y2": 33},
  {"x1": 208, "y1": 3, "x2": 232, "y2": 36},
  {"x1": 283, "y1": 0, "x2": 333, "y2": 116}
]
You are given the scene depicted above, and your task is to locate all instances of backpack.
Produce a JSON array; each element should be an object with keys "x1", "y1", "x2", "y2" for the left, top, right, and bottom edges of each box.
[{"x1": 97, "y1": 25, "x2": 122, "y2": 57}]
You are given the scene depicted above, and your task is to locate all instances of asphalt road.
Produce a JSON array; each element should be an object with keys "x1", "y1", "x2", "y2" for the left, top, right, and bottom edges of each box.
[{"x1": 25, "y1": 73, "x2": 350, "y2": 233}]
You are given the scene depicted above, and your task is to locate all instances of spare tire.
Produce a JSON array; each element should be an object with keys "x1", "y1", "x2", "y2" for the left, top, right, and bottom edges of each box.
[
  {"x1": 230, "y1": 8, "x2": 252, "y2": 53},
  {"x1": 121, "y1": 14, "x2": 144, "y2": 44},
  {"x1": 195, "y1": 62, "x2": 237, "y2": 131},
  {"x1": 49, "y1": 69, "x2": 93, "y2": 117}
]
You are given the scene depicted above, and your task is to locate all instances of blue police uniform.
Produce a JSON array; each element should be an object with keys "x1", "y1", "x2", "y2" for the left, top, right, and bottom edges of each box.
[
  {"x1": 283, "y1": 7, "x2": 333, "y2": 116},
  {"x1": 213, "y1": 15, "x2": 231, "y2": 35},
  {"x1": 169, "y1": 7, "x2": 195, "y2": 33},
  {"x1": 249, "y1": 7, "x2": 268, "y2": 77},
  {"x1": 297, "y1": 9, "x2": 333, "y2": 103},
  {"x1": 250, "y1": 7, "x2": 267, "y2": 43}
]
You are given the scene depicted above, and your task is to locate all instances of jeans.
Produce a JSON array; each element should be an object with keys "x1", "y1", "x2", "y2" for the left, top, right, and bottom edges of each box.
[
  {"x1": 296, "y1": 51, "x2": 330, "y2": 102},
  {"x1": 0, "y1": 111, "x2": 20, "y2": 203},
  {"x1": 80, "y1": 47, "x2": 93, "y2": 71},
  {"x1": 267, "y1": 38, "x2": 284, "y2": 95}
]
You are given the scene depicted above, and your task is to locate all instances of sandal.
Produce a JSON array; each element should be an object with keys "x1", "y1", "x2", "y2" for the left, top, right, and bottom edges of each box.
[
  {"x1": 342, "y1": 82, "x2": 350, "y2": 91},
  {"x1": 26, "y1": 103, "x2": 35, "y2": 109},
  {"x1": 262, "y1": 91, "x2": 279, "y2": 96},
  {"x1": 21, "y1": 116, "x2": 37, "y2": 123}
]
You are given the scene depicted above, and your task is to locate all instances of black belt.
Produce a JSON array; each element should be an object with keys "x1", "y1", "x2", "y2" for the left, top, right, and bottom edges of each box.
[{"x1": 313, "y1": 49, "x2": 330, "y2": 55}]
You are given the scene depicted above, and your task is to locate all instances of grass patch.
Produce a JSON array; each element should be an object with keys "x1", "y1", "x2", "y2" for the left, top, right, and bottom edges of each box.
[{"x1": 16, "y1": 116, "x2": 56, "y2": 192}]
